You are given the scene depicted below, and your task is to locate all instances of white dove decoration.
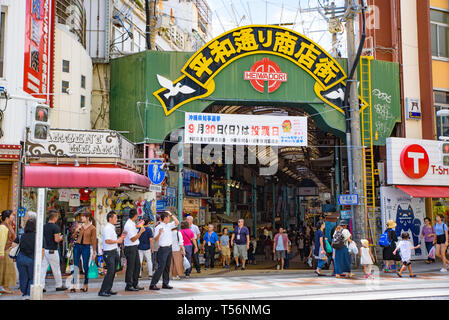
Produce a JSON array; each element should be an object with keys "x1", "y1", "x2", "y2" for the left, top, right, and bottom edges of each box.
[
  {"x1": 323, "y1": 88, "x2": 345, "y2": 101},
  {"x1": 157, "y1": 74, "x2": 196, "y2": 99}
]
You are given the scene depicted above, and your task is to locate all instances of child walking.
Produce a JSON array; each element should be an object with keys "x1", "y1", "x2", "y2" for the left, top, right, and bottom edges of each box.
[
  {"x1": 360, "y1": 239, "x2": 375, "y2": 279},
  {"x1": 393, "y1": 232, "x2": 421, "y2": 278}
]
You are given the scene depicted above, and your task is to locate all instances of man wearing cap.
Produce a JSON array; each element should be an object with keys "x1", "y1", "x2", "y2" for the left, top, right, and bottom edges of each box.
[{"x1": 382, "y1": 220, "x2": 400, "y2": 273}]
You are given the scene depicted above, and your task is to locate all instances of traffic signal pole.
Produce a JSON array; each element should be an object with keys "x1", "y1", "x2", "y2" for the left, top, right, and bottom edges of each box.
[{"x1": 31, "y1": 188, "x2": 46, "y2": 300}]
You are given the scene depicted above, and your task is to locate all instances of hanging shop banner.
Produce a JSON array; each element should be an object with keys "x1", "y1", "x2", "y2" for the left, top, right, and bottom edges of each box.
[
  {"x1": 156, "y1": 200, "x2": 167, "y2": 211},
  {"x1": 338, "y1": 194, "x2": 359, "y2": 206},
  {"x1": 161, "y1": 187, "x2": 177, "y2": 211},
  {"x1": 69, "y1": 193, "x2": 81, "y2": 207},
  {"x1": 24, "y1": 0, "x2": 55, "y2": 106},
  {"x1": 386, "y1": 138, "x2": 449, "y2": 186},
  {"x1": 153, "y1": 25, "x2": 346, "y2": 116},
  {"x1": 380, "y1": 186, "x2": 426, "y2": 260},
  {"x1": 340, "y1": 210, "x2": 352, "y2": 220},
  {"x1": 198, "y1": 207, "x2": 206, "y2": 226},
  {"x1": 210, "y1": 183, "x2": 225, "y2": 213},
  {"x1": 298, "y1": 187, "x2": 318, "y2": 196},
  {"x1": 185, "y1": 112, "x2": 307, "y2": 146},
  {"x1": 183, "y1": 169, "x2": 208, "y2": 197},
  {"x1": 58, "y1": 189, "x2": 71, "y2": 202}
]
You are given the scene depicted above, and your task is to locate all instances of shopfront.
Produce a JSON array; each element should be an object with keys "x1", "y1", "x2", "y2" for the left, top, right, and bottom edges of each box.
[
  {"x1": 383, "y1": 137, "x2": 449, "y2": 260},
  {"x1": 22, "y1": 129, "x2": 154, "y2": 259},
  {"x1": 182, "y1": 168, "x2": 208, "y2": 226}
]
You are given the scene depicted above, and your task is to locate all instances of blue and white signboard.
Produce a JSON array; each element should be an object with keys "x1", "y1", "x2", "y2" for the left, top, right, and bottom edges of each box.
[
  {"x1": 147, "y1": 159, "x2": 166, "y2": 185},
  {"x1": 156, "y1": 200, "x2": 167, "y2": 211},
  {"x1": 338, "y1": 194, "x2": 359, "y2": 206}
]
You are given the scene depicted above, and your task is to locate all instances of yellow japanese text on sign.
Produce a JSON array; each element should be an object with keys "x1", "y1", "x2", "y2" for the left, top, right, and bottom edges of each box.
[{"x1": 154, "y1": 25, "x2": 347, "y2": 116}]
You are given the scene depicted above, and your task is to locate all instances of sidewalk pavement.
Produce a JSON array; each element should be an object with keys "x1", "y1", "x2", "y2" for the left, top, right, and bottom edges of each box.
[{"x1": 1, "y1": 252, "x2": 446, "y2": 299}]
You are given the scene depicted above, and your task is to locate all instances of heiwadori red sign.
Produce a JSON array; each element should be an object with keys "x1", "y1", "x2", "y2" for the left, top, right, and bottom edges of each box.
[
  {"x1": 387, "y1": 138, "x2": 449, "y2": 186},
  {"x1": 244, "y1": 58, "x2": 287, "y2": 93},
  {"x1": 23, "y1": 0, "x2": 55, "y2": 106}
]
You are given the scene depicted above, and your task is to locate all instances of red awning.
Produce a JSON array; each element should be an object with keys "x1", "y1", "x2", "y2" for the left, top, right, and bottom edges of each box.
[
  {"x1": 396, "y1": 185, "x2": 449, "y2": 198},
  {"x1": 23, "y1": 166, "x2": 150, "y2": 188}
]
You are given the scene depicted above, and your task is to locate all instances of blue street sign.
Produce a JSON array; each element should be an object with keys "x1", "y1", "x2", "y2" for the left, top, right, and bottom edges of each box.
[
  {"x1": 156, "y1": 200, "x2": 167, "y2": 211},
  {"x1": 147, "y1": 159, "x2": 166, "y2": 185},
  {"x1": 338, "y1": 194, "x2": 359, "y2": 206}
]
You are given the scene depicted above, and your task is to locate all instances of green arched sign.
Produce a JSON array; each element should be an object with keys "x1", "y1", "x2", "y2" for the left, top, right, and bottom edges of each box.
[
  {"x1": 109, "y1": 25, "x2": 401, "y2": 145},
  {"x1": 153, "y1": 25, "x2": 347, "y2": 116}
]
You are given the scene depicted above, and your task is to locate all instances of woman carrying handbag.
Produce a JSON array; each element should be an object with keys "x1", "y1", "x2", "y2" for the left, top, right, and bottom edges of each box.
[
  {"x1": 180, "y1": 221, "x2": 198, "y2": 278},
  {"x1": 72, "y1": 211, "x2": 97, "y2": 292}
]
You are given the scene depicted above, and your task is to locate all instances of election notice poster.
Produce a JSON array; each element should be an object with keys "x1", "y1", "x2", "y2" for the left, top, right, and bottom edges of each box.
[{"x1": 185, "y1": 112, "x2": 307, "y2": 147}]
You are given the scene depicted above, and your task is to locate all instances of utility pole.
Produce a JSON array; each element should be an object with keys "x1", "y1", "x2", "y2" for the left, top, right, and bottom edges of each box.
[
  {"x1": 345, "y1": 0, "x2": 365, "y2": 244},
  {"x1": 145, "y1": 0, "x2": 151, "y2": 50},
  {"x1": 331, "y1": 1, "x2": 338, "y2": 58}
]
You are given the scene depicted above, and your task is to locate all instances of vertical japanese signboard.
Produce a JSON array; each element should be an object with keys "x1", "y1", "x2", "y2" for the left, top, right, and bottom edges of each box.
[
  {"x1": 185, "y1": 112, "x2": 307, "y2": 146},
  {"x1": 24, "y1": 0, "x2": 55, "y2": 106}
]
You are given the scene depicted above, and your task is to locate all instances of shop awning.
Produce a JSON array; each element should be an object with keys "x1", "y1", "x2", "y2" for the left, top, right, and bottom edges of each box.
[
  {"x1": 23, "y1": 165, "x2": 151, "y2": 188},
  {"x1": 396, "y1": 185, "x2": 449, "y2": 198}
]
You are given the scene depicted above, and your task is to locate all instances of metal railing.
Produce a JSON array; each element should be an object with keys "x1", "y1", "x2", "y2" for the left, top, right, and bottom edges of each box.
[{"x1": 56, "y1": 0, "x2": 87, "y2": 48}]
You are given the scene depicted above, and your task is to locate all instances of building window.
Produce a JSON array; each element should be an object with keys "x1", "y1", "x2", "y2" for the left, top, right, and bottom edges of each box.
[
  {"x1": 0, "y1": 12, "x2": 5, "y2": 78},
  {"x1": 62, "y1": 60, "x2": 70, "y2": 72},
  {"x1": 61, "y1": 80, "x2": 69, "y2": 93},
  {"x1": 435, "y1": 90, "x2": 449, "y2": 138},
  {"x1": 81, "y1": 75, "x2": 85, "y2": 89},
  {"x1": 431, "y1": 9, "x2": 449, "y2": 59},
  {"x1": 80, "y1": 95, "x2": 85, "y2": 109}
]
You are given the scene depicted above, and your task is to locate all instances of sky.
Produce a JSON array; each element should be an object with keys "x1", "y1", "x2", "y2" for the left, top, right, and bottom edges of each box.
[{"x1": 207, "y1": 0, "x2": 349, "y2": 56}]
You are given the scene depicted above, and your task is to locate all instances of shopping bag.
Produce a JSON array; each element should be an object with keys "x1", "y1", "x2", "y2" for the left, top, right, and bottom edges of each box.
[
  {"x1": 325, "y1": 239, "x2": 333, "y2": 254},
  {"x1": 348, "y1": 241, "x2": 359, "y2": 255},
  {"x1": 8, "y1": 245, "x2": 20, "y2": 259},
  {"x1": 87, "y1": 261, "x2": 99, "y2": 279},
  {"x1": 428, "y1": 246, "x2": 435, "y2": 259},
  {"x1": 307, "y1": 257, "x2": 313, "y2": 267},
  {"x1": 183, "y1": 256, "x2": 191, "y2": 270}
]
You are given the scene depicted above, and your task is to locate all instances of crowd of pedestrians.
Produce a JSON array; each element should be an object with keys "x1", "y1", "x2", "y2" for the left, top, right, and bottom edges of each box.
[{"x1": 0, "y1": 208, "x2": 448, "y2": 299}]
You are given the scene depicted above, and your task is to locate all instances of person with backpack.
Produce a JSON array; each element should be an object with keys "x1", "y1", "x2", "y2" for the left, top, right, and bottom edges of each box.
[
  {"x1": 332, "y1": 221, "x2": 353, "y2": 278},
  {"x1": 380, "y1": 220, "x2": 401, "y2": 273}
]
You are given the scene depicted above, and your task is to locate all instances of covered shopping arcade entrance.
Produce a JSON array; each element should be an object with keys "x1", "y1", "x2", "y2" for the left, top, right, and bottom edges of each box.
[{"x1": 109, "y1": 25, "x2": 402, "y2": 247}]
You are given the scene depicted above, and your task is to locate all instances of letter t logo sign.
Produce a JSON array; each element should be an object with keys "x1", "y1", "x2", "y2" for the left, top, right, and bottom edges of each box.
[{"x1": 407, "y1": 152, "x2": 424, "y2": 174}]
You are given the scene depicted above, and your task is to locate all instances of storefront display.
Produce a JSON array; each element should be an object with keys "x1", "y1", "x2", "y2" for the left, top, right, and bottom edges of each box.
[
  {"x1": 183, "y1": 168, "x2": 208, "y2": 197},
  {"x1": 380, "y1": 186, "x2": 426, "y2": 260},
  {"x1": 210, "y1": 182, "x2": 225, "y2": 214},
  {"x1": 183, "y1": 198, "x2": 200, "y2": 220}
]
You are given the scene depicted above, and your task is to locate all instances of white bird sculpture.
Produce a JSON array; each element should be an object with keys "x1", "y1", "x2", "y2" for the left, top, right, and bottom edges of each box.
[
  {"x1": 323, "y1": 88, "x2": 345, "y2": 101},
  {"x1": 157, "y1": 74, "x2": 196, "y2": 99}
]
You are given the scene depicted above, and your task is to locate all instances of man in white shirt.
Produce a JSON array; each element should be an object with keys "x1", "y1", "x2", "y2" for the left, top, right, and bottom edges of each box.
[
  {"x1": 98, "y1": 211, "x2": 124, "y2": 297},
  {"x1": 149, "y1": 211, "x2": 179, "y2": 290},
  {"x1": 123, "y1": 208, "x2": 145, "y2": 291},
  {"x1": 186, "y1": 215, "x2": 201, "y2": 273}
]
